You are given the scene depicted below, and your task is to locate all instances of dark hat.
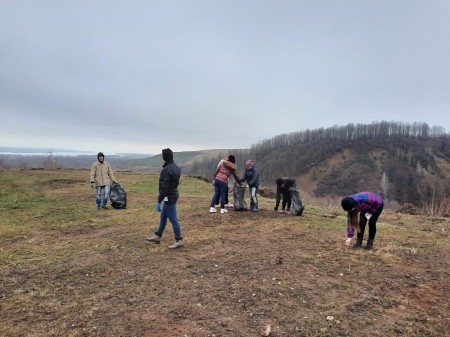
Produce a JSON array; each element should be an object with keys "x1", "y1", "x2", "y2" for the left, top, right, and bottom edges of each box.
[
  {"x1": 97, "y1": 152, "x2": 104, "y2": 161},
  {"x1": 228, "y1": 155, "x2": 235, "y2": 164},
  {"x1": 341, "y1": 197, "x2": 356, "y2": 212},
  {"x1": 276, "y1": 178, "x2": 282, "y2": 185},
  {"x1": 162, "y1": 148, "x2": 173, "y2": 161}
]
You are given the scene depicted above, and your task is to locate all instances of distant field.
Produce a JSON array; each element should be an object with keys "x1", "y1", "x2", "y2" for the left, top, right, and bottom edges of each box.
[{"x1": 0, "y1": 169, "x2": 449, "y2": 337}]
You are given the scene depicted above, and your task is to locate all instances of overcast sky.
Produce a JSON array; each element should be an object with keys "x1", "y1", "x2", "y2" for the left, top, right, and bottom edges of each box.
[{"x1": 1, "y1": 0, "x2": 449, "y2": 155}]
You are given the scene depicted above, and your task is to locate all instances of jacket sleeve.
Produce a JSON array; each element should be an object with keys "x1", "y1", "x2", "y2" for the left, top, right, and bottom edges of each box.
[
  {"x1": 347, "y1": 214, "x2": 355, "y2": 238},
  {"x1": 240, "y1": 173, "x2": 247, "y2": 183},
  {"x1": 89, "y1": 163, "x2": 96, "y2": 183},
  {"x1": 108, "y1": 163, "x2": 116, "y2": 182},
  {"x1": 158, "y1": 169, "x2": 170, "y2": 203},
  {"x1": 232, "y1": 170, "x2": 240, "y2": 183}
]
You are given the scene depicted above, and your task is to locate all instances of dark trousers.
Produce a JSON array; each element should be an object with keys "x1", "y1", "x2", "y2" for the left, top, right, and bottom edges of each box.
[
  {"x1": 282, "y1": 192, "x2": 291, "y2": 210},
  {"x1": 215, "y1": 185, "x2": 229, "y2": 205},
  {"x1": 210, "y1": 180, "x2": 228, "y2": 209},
  {"x1": 357, "y1": 204, "x2": 383, "y2": 240}
]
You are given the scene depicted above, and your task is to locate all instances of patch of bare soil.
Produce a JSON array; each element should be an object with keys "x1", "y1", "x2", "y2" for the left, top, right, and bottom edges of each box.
[{"x1": 1, "y1": 205, "x2": 449, "y2": 337}]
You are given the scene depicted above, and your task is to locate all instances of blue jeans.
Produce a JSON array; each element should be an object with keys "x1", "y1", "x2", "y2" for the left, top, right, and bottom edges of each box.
[
  {"x1": 210, "y1": 180, "x2": 227, "y2": 208},
  {"x1": 96, "y1": 185, "x2": 110, "y2": 207},
  {"x1": 249, "y1": 186, "x2": 259, "y2": 209},
  {"x1": 155, "y1": 204, "x2": 182, "y2": 241}
]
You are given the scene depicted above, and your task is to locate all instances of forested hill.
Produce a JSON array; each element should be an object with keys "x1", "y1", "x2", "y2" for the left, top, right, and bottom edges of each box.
[{"x1": 185, "y1": 121, "x2": 450, "y2": 208}]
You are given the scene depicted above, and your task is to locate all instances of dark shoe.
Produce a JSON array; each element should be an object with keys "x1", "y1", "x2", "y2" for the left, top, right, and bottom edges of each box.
[
  {"x1": 146, "y1": 235, "x2": 161, "y2": 244},
  {"x1": 353, "y1": 237, "x2": 363, "y2": 249},
  {"x1": 365, "y1": 238, "x2": 374, "y2": 250}
]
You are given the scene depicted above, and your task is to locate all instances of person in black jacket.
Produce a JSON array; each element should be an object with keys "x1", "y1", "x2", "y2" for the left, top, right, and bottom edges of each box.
[
  {"x1": 274, "y1": 177, "x2": 296, "y2": 213},
  {"x1": 146, "y1": 148, "x2": 183, "y2": 249}
]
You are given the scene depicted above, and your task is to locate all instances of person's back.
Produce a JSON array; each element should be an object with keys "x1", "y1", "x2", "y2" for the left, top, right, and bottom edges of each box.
[
  {"x1": 215, "y1": 159, "x2": 239, "y2": 183},
  {"x1": 159, "y1": 159, "x2": 181, "y2": 205}
]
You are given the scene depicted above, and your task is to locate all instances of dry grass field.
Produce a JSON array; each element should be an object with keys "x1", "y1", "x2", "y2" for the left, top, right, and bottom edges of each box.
[{"x1": 0, "y1": 169, "x2": 449, "y2": 337}]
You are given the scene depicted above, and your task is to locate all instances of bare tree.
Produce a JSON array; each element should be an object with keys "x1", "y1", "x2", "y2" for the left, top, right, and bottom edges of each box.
[
  {"x1": 41, "y1": 152, "x2": 60, "y2": 170},
  {"x1": 417, "y1": 174, "x2": 450, "y2": 217},
  {"x1": 380, "y1": 171, "x2": 389, "y2": 200}
]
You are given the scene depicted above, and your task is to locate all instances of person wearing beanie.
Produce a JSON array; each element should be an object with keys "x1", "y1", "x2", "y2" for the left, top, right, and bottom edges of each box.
[
  {"x1": 341, "y1": 192, "x2": 384, "y2": 250},
  {"x1": 146, "y1": 148, "x2": 183, "y2": 249},
  {"x1": 239, "y1": 159, "x2": 261, "y2": 212},
  {"x1": 274, "y1": 177, "x2": 296, "y2": 213},
  {"x1": 89, "y1": 152, "x2": 117, "y2": 209},
  {"x1": 210, "y1": 154, "x2": 241, "y2": 214}
]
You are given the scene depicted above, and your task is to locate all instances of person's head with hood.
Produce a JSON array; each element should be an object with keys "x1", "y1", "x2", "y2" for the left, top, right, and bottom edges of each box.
[
  {"x1": 162, "y1": 148, "x2": 173, "y2": 162},
  {"x1": 97, "y1": 152, "x2": 105, "y2": 163},
  {"x1": 227, "y1": 155, "x2": 236, "y2": 164}
]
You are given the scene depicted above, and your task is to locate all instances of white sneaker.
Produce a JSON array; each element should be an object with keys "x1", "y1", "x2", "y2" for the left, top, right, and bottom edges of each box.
[
  {"x1": 225, "y1": 203, "x2": 234, "y2": 208},
  {"x1": 220, "y1": 208, "x2": 228, "y2": 214},
  {"x1": 146, "y1": 235, "x2": 161, "y2": 244},
  {"x1": 209, "y1": 207, "x2": 217, "y2": 213},
  {"x1": 168, "y1": 241, "x2": 183, "y2": 249}
]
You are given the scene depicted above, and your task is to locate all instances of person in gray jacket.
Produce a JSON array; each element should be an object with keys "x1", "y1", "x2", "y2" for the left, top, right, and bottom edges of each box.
[
  {"x1": 240, "y1": 160, "x2": 260, "y2": 212},
  {"x1": 89, "y1": 152, "x2": 116, "y2": 209}
]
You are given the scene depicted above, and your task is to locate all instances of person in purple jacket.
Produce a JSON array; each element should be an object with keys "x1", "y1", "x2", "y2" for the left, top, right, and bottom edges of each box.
[{"x1": 341, "y1": 192, "x2": 384, "y2": 250}]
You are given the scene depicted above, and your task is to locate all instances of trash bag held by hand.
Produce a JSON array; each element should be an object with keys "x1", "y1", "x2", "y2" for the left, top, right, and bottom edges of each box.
[
  {"x1": 289, "y1": 188, "x2": 304, "y2": 216},
  {"x1": 110, "y1": 182, "x2": 127, "y2": 209},
  {"x1": 233, "y1": 183, "x2": 247, "y2": 211}
]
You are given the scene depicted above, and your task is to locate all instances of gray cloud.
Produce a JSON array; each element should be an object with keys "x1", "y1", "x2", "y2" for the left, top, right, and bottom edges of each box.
[{"x1": 1, "y1": 0, "x2": 449, "y2": 154}]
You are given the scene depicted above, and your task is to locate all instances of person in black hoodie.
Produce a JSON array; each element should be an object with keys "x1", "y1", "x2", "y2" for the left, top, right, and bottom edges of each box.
[
  {"x1": 274, "y1": 177, "x2": 296, "y2": 213},
  {"x1": 146, "y1": 148, "x2": 183, "y2": 249}
]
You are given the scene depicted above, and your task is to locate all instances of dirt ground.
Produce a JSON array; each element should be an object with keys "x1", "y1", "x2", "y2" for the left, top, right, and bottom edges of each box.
[{"x1": 0, "y1": 170, "x2": 449, "y2": 337}]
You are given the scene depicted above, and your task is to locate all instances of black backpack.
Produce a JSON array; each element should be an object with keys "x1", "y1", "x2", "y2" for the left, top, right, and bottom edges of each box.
[{"x1": 110, "y1": 182, "x2": 127, "y2": 209}]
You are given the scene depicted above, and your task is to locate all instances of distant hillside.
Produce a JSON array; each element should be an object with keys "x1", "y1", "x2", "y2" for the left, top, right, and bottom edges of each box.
[
  {"x1": 2, "y1": 122, "x2": 448, "y2": 212},
  {"x1": 0, "y1": 149, "x2": 231, "y2": 172},
  {"x1": 123, "y1": 149, "x2": 231, "y2": 171},
  {"x1": 184, "y1": 121, "x2": 450, "y2": 210}
]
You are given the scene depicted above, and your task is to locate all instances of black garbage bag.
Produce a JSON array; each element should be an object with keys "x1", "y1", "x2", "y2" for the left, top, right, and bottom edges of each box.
[
  {"x1": 290, "y1": 188, "x2": 304, "y2": 216},
  {"x1": 110, "y1": 182, "x2": 127, "y2": 209},
  {"x1": 233, "y1": 183, "x2": 247, "y2": 211}
]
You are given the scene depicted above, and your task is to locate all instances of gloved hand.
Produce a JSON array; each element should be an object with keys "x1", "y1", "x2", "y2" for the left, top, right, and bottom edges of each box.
[
  {"x1": 156, "y1": 203, "x2": 161, "y2": 212},
  {"x1": 90, "y1": 181, "x2": 94, "y2": 188},
  {"x1": 113, "y1": 180, "x2": 117, "y2": 184},
  {"x1": 345, "y1": 238, "x2": 353, "y2": 246}
]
